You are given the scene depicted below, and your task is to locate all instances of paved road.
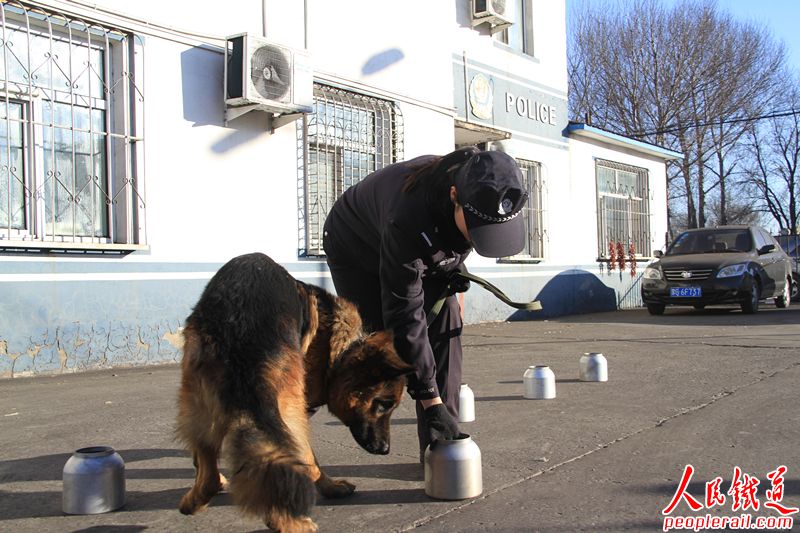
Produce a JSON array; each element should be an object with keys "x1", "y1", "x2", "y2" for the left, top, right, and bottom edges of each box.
[{"x1": 1, "y1": 306, "x2": 799, "y2": 532}]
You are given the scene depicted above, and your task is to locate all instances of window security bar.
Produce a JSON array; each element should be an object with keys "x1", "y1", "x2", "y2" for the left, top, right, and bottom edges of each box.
[
  {"x1": 0, "y1": 1, "x2": 144, "y2": 249},
  {"x1": 596, "y1": 159, "x2": 652, "y2": 258},
  {"x1": 297, "y1": 83, "x2": 402, "y2": 256}
]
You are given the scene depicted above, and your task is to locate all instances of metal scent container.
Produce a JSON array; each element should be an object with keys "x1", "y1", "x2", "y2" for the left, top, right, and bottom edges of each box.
[
  {"x1": 62, "y1": 446, "x2": 126, "y2": 514},
  {"x1": 580, "y1": 353, "x2": 608, "y2": 382},
  {"x1": 458, "y1": 383, "x2": 475, "y2": 422},
  {"x1": 424, "y1": 433, "x2": 482, "y2": 500},
  {"x1": 523, "y1": 365, "x2": 556, "y2": 399}
]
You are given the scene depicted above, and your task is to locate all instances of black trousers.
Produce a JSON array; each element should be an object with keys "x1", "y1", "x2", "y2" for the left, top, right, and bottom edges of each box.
[{"x1": 326, "y1": 258, "x2": 463, "y2": 455}]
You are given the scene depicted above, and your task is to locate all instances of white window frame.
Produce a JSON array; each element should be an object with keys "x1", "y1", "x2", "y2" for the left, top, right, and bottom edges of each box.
[
  {"x1": 494, "y1": 0, "x2": 534, "y2": 56},
  {"x1": 0, "y1": 3, "x2": 145, "y2": 254}
]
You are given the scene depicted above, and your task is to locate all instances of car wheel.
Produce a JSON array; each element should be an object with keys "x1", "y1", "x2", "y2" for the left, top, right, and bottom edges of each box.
[
  {"x1": 741, "y1": 277, "x2": 760, "y2": 314},
  {"x1": 792, "y1": 274, "x2": 799, "y2": 301},
  {"x1": 647, "y1": 303, "x2": 665, "y2": 315},
  {"x1": 775, "y1": 277, "x2": 791, "y2": 308}
]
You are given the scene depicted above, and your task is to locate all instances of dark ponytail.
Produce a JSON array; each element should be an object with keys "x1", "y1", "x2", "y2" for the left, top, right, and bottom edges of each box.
[{"x1": 402, "y1": 146, "x2": 479, "y2": 193}]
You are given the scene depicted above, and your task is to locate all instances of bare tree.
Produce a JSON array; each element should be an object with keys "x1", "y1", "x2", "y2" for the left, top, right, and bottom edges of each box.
[
  {"x1": 743, "y1": 78, "x2": 800, "y2": 233},
  {"x1": 702, "y1": 16, "x2": 785, "y2": 226},
  {"x1": 568, "y1": 0, "x2": 787, "y2": 232}
]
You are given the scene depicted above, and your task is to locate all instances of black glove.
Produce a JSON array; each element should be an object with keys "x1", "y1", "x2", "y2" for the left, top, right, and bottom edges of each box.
[
  {"x1": 423, "y1": 404, "x2": 460, "y2": 441},
  {"x1": 446, "y1": 265, "x2": 470, "y2": 296}
]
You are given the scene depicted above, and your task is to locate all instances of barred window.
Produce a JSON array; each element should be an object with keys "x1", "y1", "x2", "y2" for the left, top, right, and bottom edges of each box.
[
  {"x1": 298, "y1": 84, "x2": 402, "y2": 256},
  {"x1": 506, "y1": 158, "x2": 545, "y2": 260},
  {"x1": 596, "y1": 159, "x2": 651, "y2": 258},
  {"x1": 0, "y1": 3, "x2": 144, "y2": 252}
]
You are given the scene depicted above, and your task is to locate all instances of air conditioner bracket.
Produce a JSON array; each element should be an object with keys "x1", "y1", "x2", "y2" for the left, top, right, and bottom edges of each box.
[
  {"x1": 225, "y1": 104, "x2": 262, "y2": 125},
  {"x1": 471, "y1": 18, "x2": 512, "y2": 34},
  {"x1": 488, "y1": 21, "x2": 512, "y2": 34},
  {"x1": 270, "y1": 112, "x2": 304, "y2": 131}
]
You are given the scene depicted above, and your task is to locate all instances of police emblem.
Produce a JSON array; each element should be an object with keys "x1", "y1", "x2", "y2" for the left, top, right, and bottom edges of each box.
[{"x1": 468, "y1": 73, "x2": 493, "y2": 120}]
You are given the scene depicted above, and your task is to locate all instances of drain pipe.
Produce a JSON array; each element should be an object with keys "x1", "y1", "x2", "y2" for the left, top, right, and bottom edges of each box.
[
  {"x1": 262, "y1": 0, "x2": 308, "y2": 47},
  {"x1": 262, "y1": 0, "x2": 267, "y2": 37}
]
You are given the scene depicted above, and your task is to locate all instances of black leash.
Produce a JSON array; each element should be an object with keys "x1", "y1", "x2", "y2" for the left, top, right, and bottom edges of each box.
[{"x1": 426, "y1": 271, "x2": 542, "y2": 326}]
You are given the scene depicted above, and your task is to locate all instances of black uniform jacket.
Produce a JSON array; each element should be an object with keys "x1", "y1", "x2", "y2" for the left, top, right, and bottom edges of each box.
[{"x1": 323, "y1": 155, "x2": 471, "y2": 400}]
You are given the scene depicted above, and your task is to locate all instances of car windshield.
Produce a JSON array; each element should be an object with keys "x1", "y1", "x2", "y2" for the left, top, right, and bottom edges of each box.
[{"x1": 666, "y1": 229, "x2": 752, "y2": 255}]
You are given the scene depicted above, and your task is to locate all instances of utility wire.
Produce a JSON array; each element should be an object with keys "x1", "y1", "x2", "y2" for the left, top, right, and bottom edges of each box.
[{"x1": 628, "y1": 108, "x2": 800, "y2": 138}]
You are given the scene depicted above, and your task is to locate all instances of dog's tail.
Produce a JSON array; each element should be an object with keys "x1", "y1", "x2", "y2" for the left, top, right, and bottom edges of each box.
[{"x1": 226, "y1": 422, "x2": 316, "y2": 523}]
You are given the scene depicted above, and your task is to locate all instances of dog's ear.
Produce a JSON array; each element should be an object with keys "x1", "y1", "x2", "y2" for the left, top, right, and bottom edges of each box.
[
  {"x1": 329, "y1": 298, "x2": 363, "y2": 358},
  {"x1": 365, "y1": 330, "x2": 393, "y2": 350},
  {"x1": 363, "y1": 331, "x2": 415, "y2": 381}
]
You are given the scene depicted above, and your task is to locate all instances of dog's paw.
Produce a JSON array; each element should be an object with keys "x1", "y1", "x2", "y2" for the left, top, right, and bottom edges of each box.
[
  {"x1": 179, "y1": 476, "x2": 226, "y2": 515},
  {"x1": 179, "y1": 489, "x2": 209, "y2": 515},
  {"x1": 316, "y1": 476, "x2": 356, "y2": 499}
]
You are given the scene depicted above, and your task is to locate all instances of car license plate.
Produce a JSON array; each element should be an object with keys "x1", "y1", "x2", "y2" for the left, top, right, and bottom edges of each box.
[{"x1": 670, "y1": 287, "x2": 702, "y2": 297}]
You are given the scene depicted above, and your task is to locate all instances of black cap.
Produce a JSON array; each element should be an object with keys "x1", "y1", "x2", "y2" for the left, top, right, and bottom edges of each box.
[{"x1": 454, "y1": 151, "x2": 528, "y2": 258}]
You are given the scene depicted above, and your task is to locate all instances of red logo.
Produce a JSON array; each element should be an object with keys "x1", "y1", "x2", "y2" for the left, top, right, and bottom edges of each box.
[{"x1": 662, "y1": 464, "x2": 797, "y2": 532}]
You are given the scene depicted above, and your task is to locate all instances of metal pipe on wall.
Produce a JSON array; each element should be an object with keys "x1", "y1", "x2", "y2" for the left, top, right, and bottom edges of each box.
[
  {"x1": 262, "y1": 0, "x2": 308, "y2": 48},
  {"x1": 262, "y1": 0, "x2": 267, "y2": 37}
]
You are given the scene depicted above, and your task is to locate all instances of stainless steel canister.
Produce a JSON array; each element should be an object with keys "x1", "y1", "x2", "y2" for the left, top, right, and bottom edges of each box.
[
  {"x1": 523, "y1": 365, "x2": 556, "y2": 399},
  {"x1": 424, "y1": 433, "x2": 482, "y2": 500},
  {"x1": 62, "y1": 446, "x2": 126, "y2": 514},
  {"x1": 579, "y1": 353, "x2": 608, "y2": 382},
  {"x1": 458, "y1": 383, "x2": 475, "y2": 422}
]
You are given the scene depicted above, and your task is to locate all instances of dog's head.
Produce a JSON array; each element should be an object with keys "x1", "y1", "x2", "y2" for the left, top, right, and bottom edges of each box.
[{"x1": 326, "y1": 331, "x2": 414, "y2": 455}]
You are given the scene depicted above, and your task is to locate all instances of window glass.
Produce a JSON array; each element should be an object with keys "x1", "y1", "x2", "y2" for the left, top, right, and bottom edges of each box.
[
  {"x1": 667, "y1": 229, "x2": 754, "y2": 255},
  {"x1": 596, "y1": 160, "x2": 651, "y2": 258},
  {"x1": 42, "y1": 102, "x2": 108, "y2": 237},
  {"x1": 0, "y1": 102, "x2": 24, "y2": 229},
  {"x1": 493, "y1": 0, "x2": 533, "y2": 56},
  {"x1": 754, "y1": 229, "x2": 769, "y2": 250},
  {"x1": 617, "y1": 169, "x2": 637, "y2": 196},
  {"x1": 596, "y1": 166, "x2": 615, "y2": 194},
  {"x1": 0, "y1": 3, "x2": 142, "y2": 249},
  {"x1": 505, "y1": 0, "x2": 524, "y2": 50}
]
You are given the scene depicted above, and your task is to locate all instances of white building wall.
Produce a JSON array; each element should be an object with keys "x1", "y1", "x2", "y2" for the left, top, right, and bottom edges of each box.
[
  {"x1": 568, "y1": 136, "x2": 671, "y2": 259},
  {"x1": 491, "y1": 137, "x2": 573, "y2": 263},
  {"x1": 32, "y1": 0, "x2": 459, "y2": 266},
  {"x1": 454, "y1": 0, "x2": 568, "y2": 94},
  {"x1": 0, "y1": 0, "x2": 677, "y2": 377},
  {"x1": 451, "y1": 0, "x2": 572, "y2": 270},
  {"x1": 307, "y1": 0, "x2": 455, "y2": 109}
]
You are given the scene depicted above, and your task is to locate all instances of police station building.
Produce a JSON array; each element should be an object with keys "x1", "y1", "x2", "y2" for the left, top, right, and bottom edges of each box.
[{"x1": 0, "y1": 0, "x2": 679, "y2": 377}]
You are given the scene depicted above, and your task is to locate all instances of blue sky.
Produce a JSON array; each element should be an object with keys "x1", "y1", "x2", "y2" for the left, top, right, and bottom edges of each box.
[{"x1": 566, "y1": 0, "x2": 800, "y2": 72}]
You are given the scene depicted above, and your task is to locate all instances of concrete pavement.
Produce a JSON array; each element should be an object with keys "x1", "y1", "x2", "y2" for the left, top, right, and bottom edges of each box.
[{"x1": 1, "y1": 306, "x2": 799, "y2": 532}]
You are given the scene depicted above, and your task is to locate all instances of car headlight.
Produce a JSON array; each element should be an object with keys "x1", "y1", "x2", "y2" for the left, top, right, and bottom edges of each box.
[
  {"x1": 717, "y1": 263, "x2": 747, "y2": 278},
  {"x1": 643, "y1": 266, "x2": 662, "y2": 280}
]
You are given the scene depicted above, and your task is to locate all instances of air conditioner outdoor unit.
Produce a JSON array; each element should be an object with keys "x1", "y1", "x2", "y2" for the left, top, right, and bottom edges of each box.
[
  {"x1": 224, "y1": 33, "x2": 313, "y2": 123},
  {"x1": 471, "y1": 0, "x2": 512, "y2": 33}
]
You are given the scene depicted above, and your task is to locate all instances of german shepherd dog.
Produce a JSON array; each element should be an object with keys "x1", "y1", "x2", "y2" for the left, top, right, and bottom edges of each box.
[{"x1": 176, "y1": 252, "x2": 413, "y2": 532}]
